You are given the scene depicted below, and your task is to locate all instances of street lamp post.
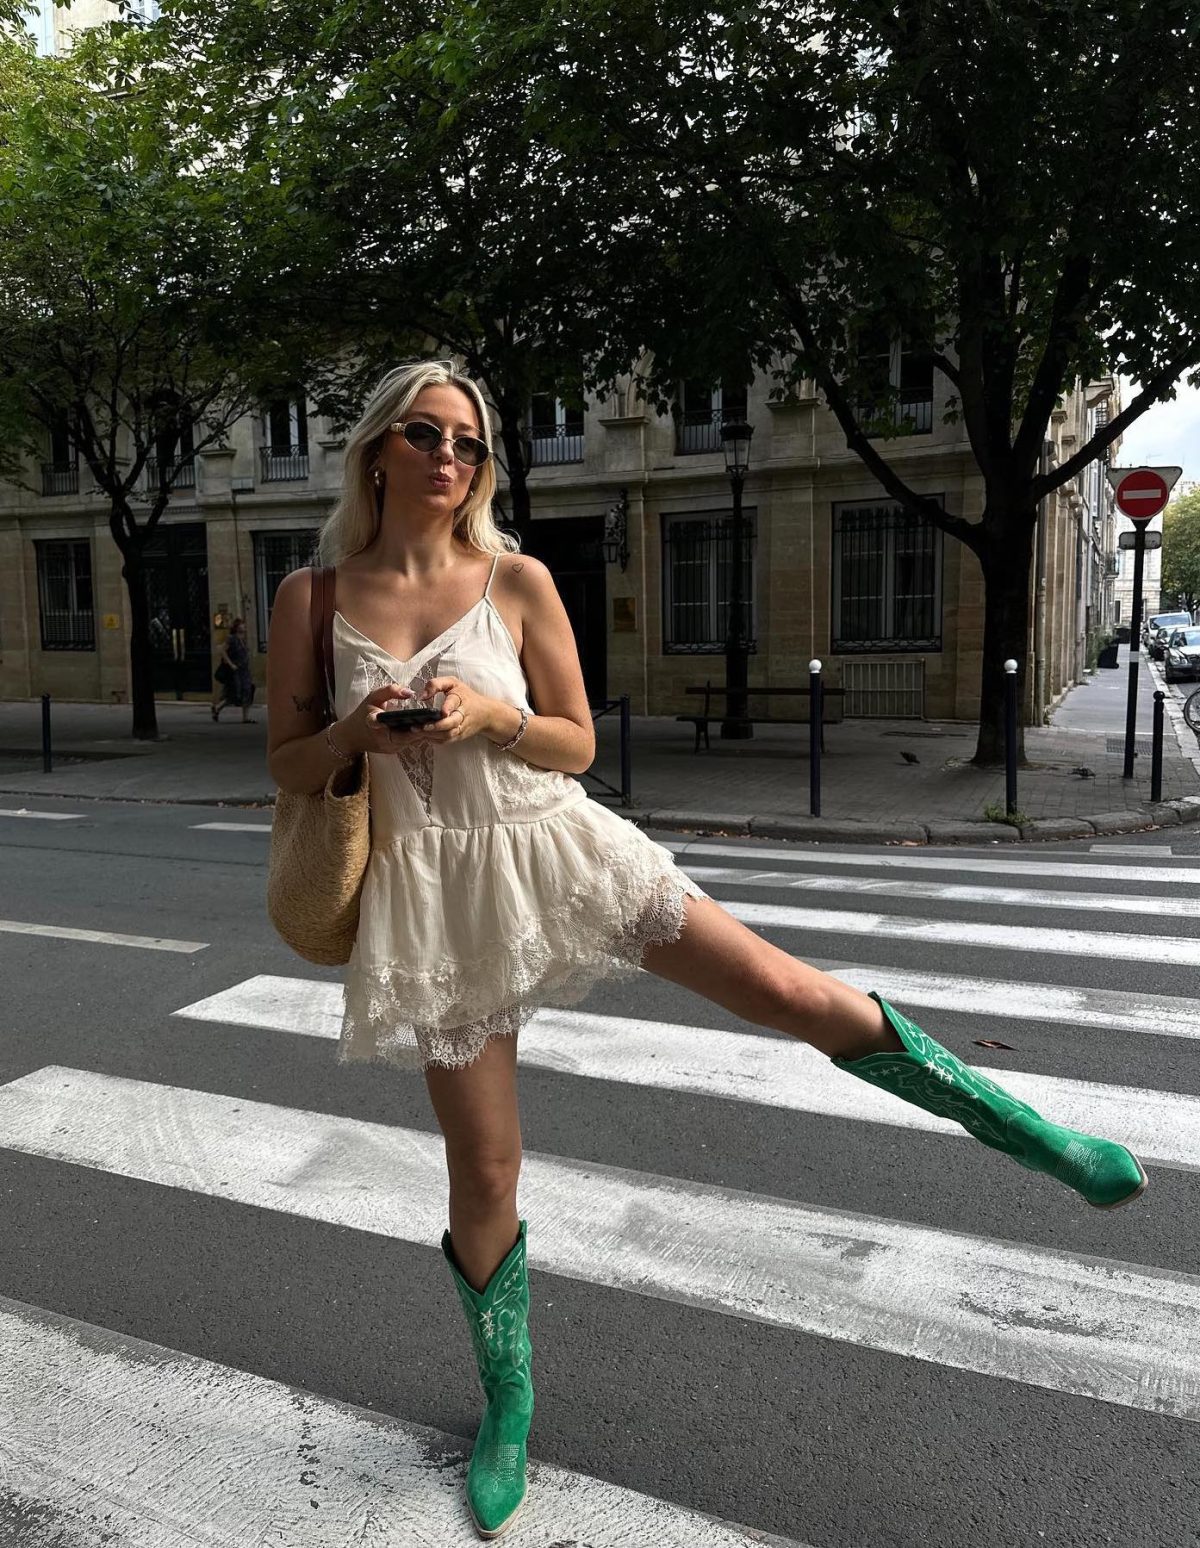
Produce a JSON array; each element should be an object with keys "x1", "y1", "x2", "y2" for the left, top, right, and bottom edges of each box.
[{"x1": 719, "y1": 417, "x2": 753, "y2": 739}]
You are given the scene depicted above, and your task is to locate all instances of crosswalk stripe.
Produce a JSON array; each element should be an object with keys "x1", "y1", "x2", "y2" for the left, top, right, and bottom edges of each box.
[
  {"x1": 189, "y1": 821, "x2": 273, "y2": 832},
  {"x1": 173, "y1": 978, "x2": 1200, "y2": 1172},
  {"x1": 0, "y1": 1066, "x2": 1194, "y2": 1421},
  {"x1": 0, "y1": 1296, "x2": 804, "y2": 1548},
  {"x1": 0, "y1": 807, "x2": 83, "y2": 821},
  {"x1": 0, "y1": 919, "x2": 206, "y2": 953},
  {"x1": 717, "y1": 898, "x2": 1200, "y2": 963},
  {"x1": 1087, "y1": 844, "x2": 1172, "y2": 855},
  {"x1": 664, "y1": 840, "x2": 1200, "y2": 886},
  {"x1": 821, "y1": 964, "x2": 1200, "y2": 1041},
  {"x1": 685, "y1": 865, "x2": 1200, "y2": 916},
  {"x1": 176, "y1": 966, "x2": 1200, "y2": 1046}
]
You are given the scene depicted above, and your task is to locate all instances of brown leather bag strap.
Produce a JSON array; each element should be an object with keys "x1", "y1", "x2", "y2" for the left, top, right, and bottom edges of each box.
[{"x1": 308, "y1": 565, "x2": 337, "y2": 725}]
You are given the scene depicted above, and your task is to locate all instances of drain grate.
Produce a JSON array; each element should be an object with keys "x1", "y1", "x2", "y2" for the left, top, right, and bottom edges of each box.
[{"x1": 1105, "y1": 736, "x2": 1153, "y2": 755}]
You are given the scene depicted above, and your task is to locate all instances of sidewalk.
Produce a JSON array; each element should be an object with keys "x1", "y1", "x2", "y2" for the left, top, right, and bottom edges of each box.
[{"x1": 2, "y1": 646, "x2": 1198, "y2": 844}]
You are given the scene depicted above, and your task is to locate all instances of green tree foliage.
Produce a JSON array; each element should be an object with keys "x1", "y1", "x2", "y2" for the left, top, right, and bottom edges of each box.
[
  {"x1": 465, "y1": 0, "x2": 1200, "y2": 760},
  {"x1": 0, "y1": 29, "x2": 318, "y2": 736},
  {"x1": 1162, "y1": 491, "x2": 1200, "y2": 616},
  {"x1": 158, "y1": 0, "x2": 638, "y2": 547}
]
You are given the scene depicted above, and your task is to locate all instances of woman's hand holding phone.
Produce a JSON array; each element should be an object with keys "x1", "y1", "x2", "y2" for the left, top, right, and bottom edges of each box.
[{"x1": 335, "y1": 683, "x2": 443, "y2": 757}]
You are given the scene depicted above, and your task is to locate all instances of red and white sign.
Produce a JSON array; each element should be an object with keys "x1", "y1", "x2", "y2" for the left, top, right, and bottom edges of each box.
[{"x1": 1107, "y1": 465, "x2": 1182, "y2": 522}]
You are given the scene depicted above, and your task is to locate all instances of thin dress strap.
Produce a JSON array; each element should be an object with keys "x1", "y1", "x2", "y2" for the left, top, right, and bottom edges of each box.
[{"x1": 483, "y1": 553, "x2": 501, "y2": 601}]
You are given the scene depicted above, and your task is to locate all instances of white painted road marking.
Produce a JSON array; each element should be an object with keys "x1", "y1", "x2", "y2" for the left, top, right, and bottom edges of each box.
[
  {"x1": 685, "y1": 865, "x2": 1200, "y2": 916},
  {"x1": 189, "y1": 821, "x2": 273, "y2": 832},
  {"x1": 0, "y1": 918, "x2": 206, "y2": 953},
  {"x1": 0, "y1": 807, "x2": 83, "y2": 820},
  {"x1": 176, "y1": 967, "x2": 1200, "y2": 1047},
  {"x1": 664, "y1": 840, "x2": 1200, "y2": 886},
  {"x1": 0, "y1": 1296, "x2": 804, "y2": 1548},
  {"x1": 0, "y1": 1066, "x2": 1194, "y2": 1422},
  {"x1": 174, "y1": 977, "x2": 1200, "y2": 1171},
  {"x1": 716, "y1": 898, "x2": 1200, "y2": 964},
  {"x1": 1087, "y1": 844, "x2": 1173, "y2": 855}
]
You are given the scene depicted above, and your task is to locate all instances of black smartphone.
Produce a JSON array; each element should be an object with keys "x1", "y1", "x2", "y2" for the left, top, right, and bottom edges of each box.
[{"x1": 376, "y1": 705, "x2": 443, "y2": 728}]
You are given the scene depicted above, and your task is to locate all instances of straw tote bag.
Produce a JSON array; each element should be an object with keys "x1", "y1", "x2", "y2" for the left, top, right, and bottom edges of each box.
[{"x1": 266, "y1": 566, "x2": 371, "y2": 966}]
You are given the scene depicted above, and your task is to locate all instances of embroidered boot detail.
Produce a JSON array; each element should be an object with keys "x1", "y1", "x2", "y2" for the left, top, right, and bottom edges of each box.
[
  {"x1": 833, "y1": 994, "x2": 1147, "y2": 1209},
  {"x1": 442, "y1": 1219, "x2": 534, "y2": 1538}
]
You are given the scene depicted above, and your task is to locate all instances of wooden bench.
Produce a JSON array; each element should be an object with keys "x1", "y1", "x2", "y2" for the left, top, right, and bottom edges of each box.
[{"x1": 678, "y1": 682, "x2": 846, "y2": 752}]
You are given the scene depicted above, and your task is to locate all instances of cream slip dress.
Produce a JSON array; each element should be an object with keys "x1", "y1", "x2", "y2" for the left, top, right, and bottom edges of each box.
[{"x1": 333, "y1": 552, "x2": 710, "y2": 1072}]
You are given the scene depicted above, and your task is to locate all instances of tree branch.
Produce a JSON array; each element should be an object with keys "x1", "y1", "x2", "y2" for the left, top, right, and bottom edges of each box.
[{"x1": 1033, "y1": 350, "x2": 1200, "y2": 499}]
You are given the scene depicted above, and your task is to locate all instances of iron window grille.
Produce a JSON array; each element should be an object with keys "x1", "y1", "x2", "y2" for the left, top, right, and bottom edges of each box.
[
  {"x1": 253, "y1": 530, "x2": 320, "y2": 652},
  {"x1": 832, "y1": 502, "x2": 943, "y2": 653},
  {"x1": 853, "y1": 327, "x2": 934, "y2": 436},
  {"x1": 674, "y1": 381, "x2": 749, "y2": 455},
  {"x1": 662, "y1": 511, "x2": 757, "y2": 653},
  {"x1": 35, "y1": 538, "x2": 95, "y2": 651},
  {"x1": 529, "y1": 392, "x2": 585, "y2": 465},
  {"x1": 143, "y1": 458, "x2": 196, "y2": 490},
  {"x1": 40, "y1": 462, "x2": 80, "y2": 496},
  {"x1": 42, "y1": 407, "x2": 78, "y2": 493},
  {"x1": 261, "y1": 394, "x2": 310, "y2": 481}
]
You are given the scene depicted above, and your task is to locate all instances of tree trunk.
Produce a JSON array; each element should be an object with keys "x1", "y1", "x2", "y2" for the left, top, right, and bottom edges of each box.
[
  {"x1": 496, "y1": 412, "x2": 533, "y2": 550},
  {"x1": 120, "y1": 540, "x2": 160, "y2": 741},
  {"x1": 973, "y1": 515, "x2": 1037, "y2": 766}
]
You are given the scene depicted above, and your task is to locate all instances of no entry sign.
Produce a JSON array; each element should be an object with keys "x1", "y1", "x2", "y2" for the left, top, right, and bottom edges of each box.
[{"x1": 1107, "y1": 465, "x2": 1182, "y2": 522}]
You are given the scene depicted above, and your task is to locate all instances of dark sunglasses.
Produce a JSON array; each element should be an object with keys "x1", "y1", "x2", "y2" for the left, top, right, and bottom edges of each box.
[{"x1": 390, "y1": 418, "x2": 491, "y2": 468}]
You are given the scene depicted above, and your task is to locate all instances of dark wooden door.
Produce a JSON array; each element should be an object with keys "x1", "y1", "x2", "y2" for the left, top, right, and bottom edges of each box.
[
  {"x1": 525, "y1": 516, "x2": 607, "y2": 705},
  {"x1": 144, "y1": 522, "x2": 212, "y2": 697}
]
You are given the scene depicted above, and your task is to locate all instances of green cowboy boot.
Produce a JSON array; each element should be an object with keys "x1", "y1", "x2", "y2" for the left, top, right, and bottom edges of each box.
[
  {"x1": 442, "y1": 1219, "x2": 534, "y2": 1539},
  {"x1": 833, "y1": 994, "x2": 1147, "y2": 1209}
]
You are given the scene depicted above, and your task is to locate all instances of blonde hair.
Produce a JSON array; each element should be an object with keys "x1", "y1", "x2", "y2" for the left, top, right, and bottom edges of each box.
[{"x1": 316, "y1": 361, "x2": 517, "y2": 568}]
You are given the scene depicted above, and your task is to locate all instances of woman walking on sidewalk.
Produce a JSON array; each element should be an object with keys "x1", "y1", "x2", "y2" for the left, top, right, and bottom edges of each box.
[
  {"x1": 212, "y1": 618, "x2": 256, "y2": 723},
  {"x1": 265, "y1": 361, "x2": 1146, "y2": 1541}
]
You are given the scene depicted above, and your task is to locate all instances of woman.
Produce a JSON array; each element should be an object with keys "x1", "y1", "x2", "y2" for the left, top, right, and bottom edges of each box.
[
  {"x1": 213, "y1": 617, "x2": 256, "y2": 723},
  {"x1": 265, "y1": 362, "x2": 1146, "y2": 1540}
]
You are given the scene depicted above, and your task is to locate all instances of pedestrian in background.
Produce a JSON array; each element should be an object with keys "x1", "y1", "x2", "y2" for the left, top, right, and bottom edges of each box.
[{"x1": 212, "y1": 617, "x2": 256, "y2": 723}]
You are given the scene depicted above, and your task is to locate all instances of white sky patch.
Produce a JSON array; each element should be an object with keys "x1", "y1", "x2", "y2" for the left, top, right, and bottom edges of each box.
[{"x1": 1118, "y1": 375, "x2": 1200, "y2": 486}]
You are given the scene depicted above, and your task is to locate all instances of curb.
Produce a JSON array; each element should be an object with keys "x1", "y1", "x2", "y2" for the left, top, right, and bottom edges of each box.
[
  {"x1": 625, "y1": 796, "x2": 1200, "y2": 846},
  {"x1": 3, "y1": 792, "x2": 1200, "y2": 847}
]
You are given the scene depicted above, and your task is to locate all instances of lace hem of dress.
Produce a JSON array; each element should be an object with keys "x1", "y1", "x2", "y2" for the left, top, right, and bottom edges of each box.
[{"x1": 338, "y1": 859, "x2": 707, "y2": 1074}]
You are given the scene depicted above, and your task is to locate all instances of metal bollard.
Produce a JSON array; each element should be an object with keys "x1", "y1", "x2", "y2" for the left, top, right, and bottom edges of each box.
[
  {"x1": 619, "y1": 693, "x2": 632, "y2": 807},
  {"x1": 809, "y1": 658, "x2": 823, "y2": 818},
  {"x1": 1003, "y1": 659, "x2": 1019, "y2": 815},
  {"x1": 1152, "y1": 690, "x2": 1165, "y2": 803},
  {"x1": 41, "y1": 692, "x2": 52, "y2": 773}
]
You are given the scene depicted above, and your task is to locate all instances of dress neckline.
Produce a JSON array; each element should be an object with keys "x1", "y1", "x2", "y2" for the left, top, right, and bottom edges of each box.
[{"x1": 333, "y1": 596, "x2": 488, "y2": 670}]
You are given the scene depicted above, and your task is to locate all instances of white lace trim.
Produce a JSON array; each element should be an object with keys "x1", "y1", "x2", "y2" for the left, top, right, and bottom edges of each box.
[
  {"x1": 360, "y1": 654, "x2": 443, "y2": 819},
  {"x1": 338, "y1": 857, "x2": 707, "y2": 1073}
]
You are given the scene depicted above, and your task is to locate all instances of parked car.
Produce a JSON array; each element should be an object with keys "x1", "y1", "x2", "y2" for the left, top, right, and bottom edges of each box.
[
  {"x1": 1146, "y1": 612, "x2": 1192, "y2": 659},
  {"x1": 1164, "y1": 627, "x2": 1200, "y2": 682}
]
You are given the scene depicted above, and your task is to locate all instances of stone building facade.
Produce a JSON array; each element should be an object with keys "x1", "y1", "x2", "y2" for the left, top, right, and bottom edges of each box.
[{"x1": 0, "y1": 362, "x2": 1121, "y2": 725}]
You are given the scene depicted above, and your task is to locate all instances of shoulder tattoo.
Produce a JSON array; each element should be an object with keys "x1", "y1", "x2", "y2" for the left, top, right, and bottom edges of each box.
[{"x1": 292, "y1": 693, "x2": 319, "y2": 712}]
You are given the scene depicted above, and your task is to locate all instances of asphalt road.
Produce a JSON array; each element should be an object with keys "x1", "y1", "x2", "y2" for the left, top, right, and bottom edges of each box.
[{"x1": 0, "y1": 797, "x2": 1197, "y2": 1547}]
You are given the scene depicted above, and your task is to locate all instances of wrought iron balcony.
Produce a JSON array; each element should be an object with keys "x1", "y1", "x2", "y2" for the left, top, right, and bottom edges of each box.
[
  {"x1": 143, "y1": 458, "x2": 196, "y2": 491},
  {"x1": 528, "y1": 424, "x2": 584, "y2": 466},
  {"x1": 898, "y1": 391, "x2": 934, "y2": 433},
  {"x1": 41, "y1": 462, "x2": 80, "y2": 496},
  {"x1": 675, "y1": 409, "x2": 726, "y2": 455},
  {"x1": 260, "y1": 446, "x2": 310, "y2": 482}
]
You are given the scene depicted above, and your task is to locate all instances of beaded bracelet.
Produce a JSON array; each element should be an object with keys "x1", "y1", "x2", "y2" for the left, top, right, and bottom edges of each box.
[
  {"x1": 325, "y1": 722, "x2": 355, "y2": 763},
  {"x1": 497, "y1": 704, "x2": 528, "y2": 751}
]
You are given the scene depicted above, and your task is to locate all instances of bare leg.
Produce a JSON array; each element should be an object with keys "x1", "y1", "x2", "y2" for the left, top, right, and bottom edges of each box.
[
  {"x1": 424, "y1": 1030, "x2": 523, "y2": 1292},
  {"x1": 640, "y1": 893, "x2": 903, "y2": 1059}
]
